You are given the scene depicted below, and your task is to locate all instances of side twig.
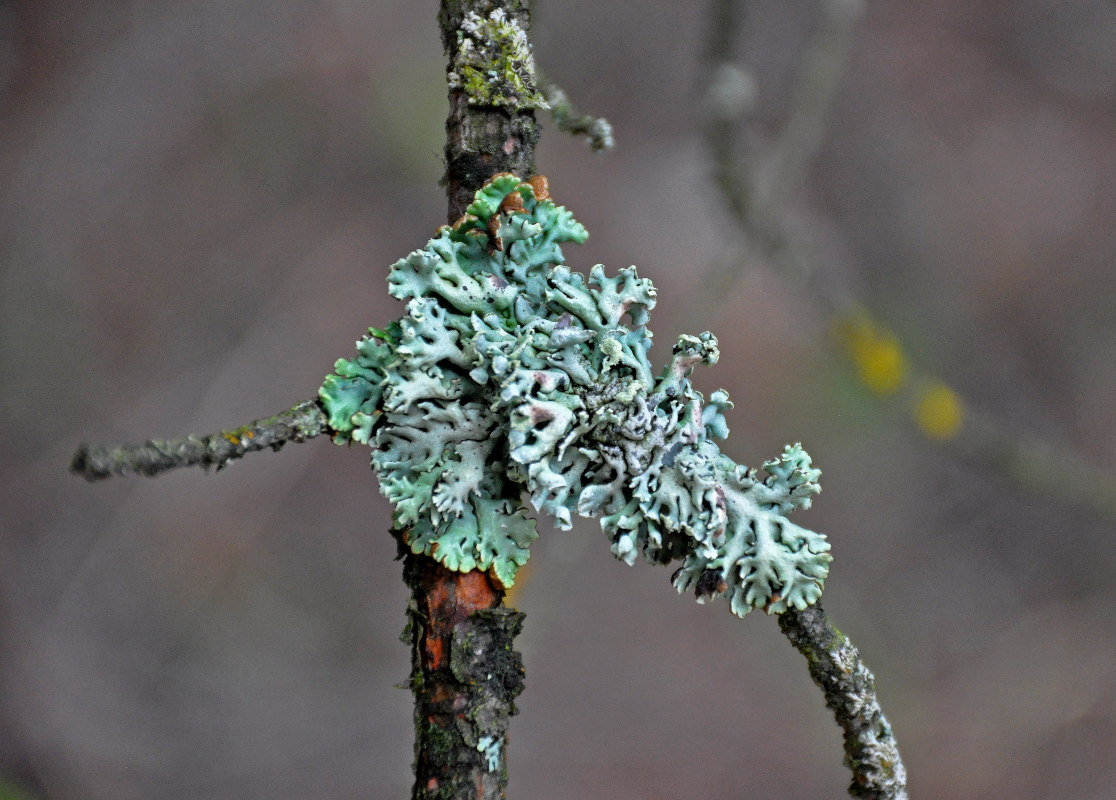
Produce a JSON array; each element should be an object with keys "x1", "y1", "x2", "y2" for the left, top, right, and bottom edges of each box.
[
  {"x1": 540, "y1": 78, "x2": 615, "y2": 151},
  {"x1": 69, "y1": 399, "x2": 328, "y2": 481},
  {"x1": 779, "y1": 604, "x2": 908, "y2": 800}
]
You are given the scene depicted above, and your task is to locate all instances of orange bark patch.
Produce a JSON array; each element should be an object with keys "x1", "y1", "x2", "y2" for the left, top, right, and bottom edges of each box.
[{"x1": 454, "y1": 569, "x2": 501, "y2": 611}]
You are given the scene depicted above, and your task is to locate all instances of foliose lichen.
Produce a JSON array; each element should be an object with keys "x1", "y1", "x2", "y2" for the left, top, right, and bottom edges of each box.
[
  {"x1": 319, "y1": 173, "x2": 831, "y2": 615},
  {"x1": 448, "y1": 9, "x2": 548, "y2": 111}
]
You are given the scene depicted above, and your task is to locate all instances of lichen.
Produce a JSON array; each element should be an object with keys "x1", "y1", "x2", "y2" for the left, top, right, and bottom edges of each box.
[
  {"x1": 447, "y1": 9, "x2": 548, "y2": 111},
  {"x1": 320, "y1": 173, "x2": 831, "y2": 614},
  {"x1": 476, "y1": 735, "x2": 502, "y2": 772}
]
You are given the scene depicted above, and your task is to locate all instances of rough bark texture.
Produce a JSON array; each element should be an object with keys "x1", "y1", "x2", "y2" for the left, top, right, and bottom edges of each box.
[
  {"x1": 397, "y1": 3, "x2": 539, "y2": 798},
  {"x1": 403, "y1": 555, "x2": 525, "y2": 800},
  {"x1": 439, "y1": 0, "x2": 540, "y2": 222},
  {"x1": 779, "y1": 604, "x2": 909, "y2": 800},
  {"x1": 70, "y1": 399, "x2": 328, "y2": 480}
]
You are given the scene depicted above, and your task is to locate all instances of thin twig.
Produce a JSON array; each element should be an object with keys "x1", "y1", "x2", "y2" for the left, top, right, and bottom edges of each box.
[
  {"x1": 704, "y1": 0, "x2": 863, "y2": 289},
  {"x1": 762, "y1": 0, "x2": 864, "y2": 210},
  {"x1": 540, "y1": 78, "x2": 615, "y2": 151},
  {"x1": 954, "y1": 408, "x2": 1116, "y2": 521},
  {"x1": 69, "y1": 399, "x2": 329, "y2": 481},
  {"x1": 779, "y1": 604, "x2": 909, "y2": 800}
]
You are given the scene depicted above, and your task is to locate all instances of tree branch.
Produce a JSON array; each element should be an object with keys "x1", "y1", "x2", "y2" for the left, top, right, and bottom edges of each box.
[
  {"x1": 779, "y1": 604, "x2": 909, "y2": 800},
  {"x1": 69, "y1": 399, "x2": 329, "y2": 481},
  {"x1": 395, "y1": 4, "x2": 545, "y2": 798},
  {"x1": 540, "y1": 77, "x2": 615, "y2": 151},
  {"x1": 439, "y1": 0, "x2": 544, "y2": 222},
  {"x1": 403, "y1": 554, "x2": 524, "y2": 800}
]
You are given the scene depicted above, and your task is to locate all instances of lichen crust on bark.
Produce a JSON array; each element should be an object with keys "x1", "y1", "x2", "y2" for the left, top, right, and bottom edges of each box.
[
  {"x1": 447, "y1": 7, "x2": 548, "y2": 111},
  {"x1": 779, "y1": 605, "x2": 908, "y2": 799}
]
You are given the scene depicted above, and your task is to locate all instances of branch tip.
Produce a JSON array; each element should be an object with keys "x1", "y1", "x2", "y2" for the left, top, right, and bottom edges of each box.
[{"x1": 542, "y1": 80, "x2": 615, "y2": 151}]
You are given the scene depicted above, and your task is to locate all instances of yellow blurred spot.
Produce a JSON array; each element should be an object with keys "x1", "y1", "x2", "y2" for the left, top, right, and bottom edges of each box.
[
  {"x1": 914, "y1": 381, "x2": 964, "y2": 440},
  {"x1": 834, "y1": 312, "x2": 908, "y2": 396}
]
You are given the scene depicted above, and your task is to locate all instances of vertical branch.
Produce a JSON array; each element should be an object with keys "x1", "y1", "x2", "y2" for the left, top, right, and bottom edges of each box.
[
  {"x1": 438, "y1": 0, "x2": 545, "y2": 222},
  {"x1": 404, "y1": 555, "x2": 525, "y2": 800},
  {"x1": 400, "y1": 2, "x2": 543, "y2": 798}
]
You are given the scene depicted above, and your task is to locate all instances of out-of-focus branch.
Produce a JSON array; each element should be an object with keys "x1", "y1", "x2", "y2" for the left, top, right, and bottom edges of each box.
[
  {"x1": 779, "y1": 604, "x2": 908, "y2": 800},
  {"x1": 704, "y1": 0, "x2": 863, "y2": 289},
  {"x1": 540, "y1": 77, "x2": 615, "y2": 151},
  {"x1": 69, "y1": 399, "x2": 329, "y2": 481},
  {"x1": 702, "y1": 0, "x2": 1116, "y2": 523},
  {"x1": 763, "y1": 0, "x2": 864, "y2": 210},
  {"x1": 705, "y1": 6, "x2": 911, "y2": 795},
  {"x1": 957, "y1": 409, "x2": 1116, "y2": 520}
]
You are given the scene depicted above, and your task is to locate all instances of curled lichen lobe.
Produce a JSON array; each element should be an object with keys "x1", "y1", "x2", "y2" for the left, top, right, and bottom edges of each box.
[{"x1": 319, "y1": 174, "x2": 830, "y2": 614}]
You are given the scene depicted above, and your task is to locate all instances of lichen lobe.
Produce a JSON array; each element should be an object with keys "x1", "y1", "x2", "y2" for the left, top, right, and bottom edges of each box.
[{"x1": 319, "y1": 173, "x2": 831, "y2": 615}]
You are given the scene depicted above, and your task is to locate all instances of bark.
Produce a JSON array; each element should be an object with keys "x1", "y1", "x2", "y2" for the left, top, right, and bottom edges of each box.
[
  {"x1": 439, "y1": 0, "x2": 540, "y2": 222},
  {"x1": 403, "y1": 555, "x2": 525, "y2": 800},
  {"x1": 398, "y1": 3, "x2": 541, "y2": 797}
]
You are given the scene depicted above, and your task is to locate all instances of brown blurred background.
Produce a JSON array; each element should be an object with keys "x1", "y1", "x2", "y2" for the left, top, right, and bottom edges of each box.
[{"x1": 2, "y1": 1, "x2": 1114, "y2": 798}]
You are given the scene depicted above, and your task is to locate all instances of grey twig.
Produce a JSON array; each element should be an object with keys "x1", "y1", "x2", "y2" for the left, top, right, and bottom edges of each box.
[
  {"x1": 70, "y1": 399, "x2": 329, "y2": 481},
  {"x1": 541, "y1": 79, "x2": 615, "y2": 151},
  {"x1": 779, "y1": 604, "x2": 909, "y2": 800}
]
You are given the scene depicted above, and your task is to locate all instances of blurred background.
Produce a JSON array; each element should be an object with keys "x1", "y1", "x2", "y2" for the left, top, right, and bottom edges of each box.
[{"x1": 2, "y1": 1, "x2": 1114, "y2": 797}]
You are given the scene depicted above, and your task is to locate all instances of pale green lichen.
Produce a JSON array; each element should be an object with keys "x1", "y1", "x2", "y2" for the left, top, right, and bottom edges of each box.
[
  {"x1": 320, "y1": 174, "x2": 831, "y2": 614},
  {"x1": 476, "y1": 735, "x2": 502, "y2": 772},
  {"x1": 448, "y1": 10, "x2": 548, "y2": 110}
]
